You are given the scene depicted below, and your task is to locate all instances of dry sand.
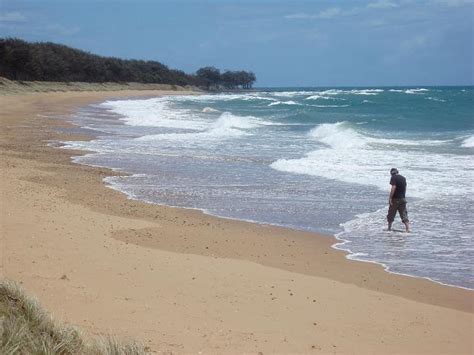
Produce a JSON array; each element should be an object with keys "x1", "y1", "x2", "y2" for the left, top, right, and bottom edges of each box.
[{"x1": 0, "y1": 89, "x2": 472, "y2": 354}]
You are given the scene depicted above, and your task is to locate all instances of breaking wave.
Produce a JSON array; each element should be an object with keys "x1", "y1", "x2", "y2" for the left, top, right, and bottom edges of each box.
[
  {"x1": 271, "y1": 122, "x2": 472, "y2": 198},
  {"x1": 461, "y1": 135, "x2": 474, "y2": 148}
]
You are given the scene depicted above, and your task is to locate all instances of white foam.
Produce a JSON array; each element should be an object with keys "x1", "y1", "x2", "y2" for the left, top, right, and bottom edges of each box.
[
  {"x1": 270, "y1": 91, "x2": 317, "y2": 98},
  {"x1": 268, "y1": 100, "x2": 301, "y2": 106},
  {"x1": 271, "y1": 148, "x2": 473, "y2": 198},
  {"x1": 305, "y1": 95, "x2": 339, "y2": 101},
  {"x1": 389, "y1": 88, "x2": 429, "y2": 94},
  {"x1": 172, "y1": 93, "x2": 252, "y2": 102},
  {"x1": 307, "y1": 122, "x2": 446, "y2": 149},
  {"x1": 211, "y1": 112, "x2": 259, "y2": 129},
  {"x1": 317, "y1": 89, "x2": 383, "y2": 96},
  {"x1": 404, "y1": 88, "x2": 429, "y2": 94},
  {"x1": 461, "y1": 135, "x2": 474, "y2": 148},
  {"x1": 101, "y1": 98, "x2": 207, "y2": 130},
  {"x1": 425, "y1": 97, "x2": 446, "y2": 102},
  {"x1": 351, "y1": 89, "x2": 384, "y2": 95},
  {"x1": 309, "y1": 104, "x2": 350, "y2": 108},
  {"x1": 136, "y1": 112, "x2": 272, "y2": 143},
  {"x1": 202, "y1": 107, "x2": 220, "y2": 113},
  {"x1": 271, "y1": 122, "x2": 473, "y2": 198},
  {"x1": 309, "y1": 122, "x2": 367, "y2": 149}
]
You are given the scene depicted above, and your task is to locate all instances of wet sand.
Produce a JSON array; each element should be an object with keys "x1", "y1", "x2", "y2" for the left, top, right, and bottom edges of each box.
[{"x1": 0, "y1": 90, "x2": 472, "y2": 354}]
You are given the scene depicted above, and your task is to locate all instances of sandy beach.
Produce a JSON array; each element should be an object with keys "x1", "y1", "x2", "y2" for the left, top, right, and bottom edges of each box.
[{"x1": 0, "y1": 90, "x2": 472, "y2": 354}]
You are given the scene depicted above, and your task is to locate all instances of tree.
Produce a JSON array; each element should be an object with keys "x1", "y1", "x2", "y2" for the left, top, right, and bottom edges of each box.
[
  {"x1": 221, "y1": 70, "x2": 238, "y2": 89},
  {"x1": 196, "y1": 66, "x2": 221, "y2": 90}
]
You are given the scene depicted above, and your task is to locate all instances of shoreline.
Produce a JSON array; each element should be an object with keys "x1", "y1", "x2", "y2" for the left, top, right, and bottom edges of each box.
[
  {"x1": 1, "y1": 90, "x2": 472, "y2": 353},
  {"x1": 65, "y1": 92, "x2": 472, "y2": 292},
  {"x1": 93, "y1": 168, "x2": 473, "y2": 292}
]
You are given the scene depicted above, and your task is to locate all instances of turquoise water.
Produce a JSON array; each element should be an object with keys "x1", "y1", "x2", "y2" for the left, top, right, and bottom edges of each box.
[{"x1": 63, "y1": 87, "x2": 474, "y2": 289}]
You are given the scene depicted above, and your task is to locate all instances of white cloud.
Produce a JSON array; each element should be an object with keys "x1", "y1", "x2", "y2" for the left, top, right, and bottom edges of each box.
[
  {"x1": 367, "y1": 0, "x2": 399, "y2": 9},
  {"x1": 0, "y1": 11, "x2": 27, "y2": 22}
]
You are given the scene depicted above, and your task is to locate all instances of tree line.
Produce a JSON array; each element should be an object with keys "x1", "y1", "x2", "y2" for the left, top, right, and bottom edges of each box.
[
  {"x1": 0, "y1": 38, "x2": 256, "y2": 90},
  {"x1": 196, "y1": 67, "x2": 256, "y2": 90}
]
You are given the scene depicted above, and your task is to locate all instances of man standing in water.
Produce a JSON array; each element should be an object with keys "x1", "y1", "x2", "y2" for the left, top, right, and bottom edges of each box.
[{"x1": 387, "y1": 168, "x2": 410, "y2": 232}]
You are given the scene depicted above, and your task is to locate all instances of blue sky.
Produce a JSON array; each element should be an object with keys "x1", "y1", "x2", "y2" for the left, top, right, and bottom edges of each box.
[{"x1": 1, "y1": 0, "x2": 473, "y2": 86}]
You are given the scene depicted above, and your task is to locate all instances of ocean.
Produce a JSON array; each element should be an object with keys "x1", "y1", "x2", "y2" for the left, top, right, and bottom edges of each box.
[{"x1": 62, "y1": 87, "x2": 474, "y2": 289}]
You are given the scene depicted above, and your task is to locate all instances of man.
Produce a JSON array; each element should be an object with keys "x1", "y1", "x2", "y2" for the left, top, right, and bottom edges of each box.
[{"x1": 387, "y1": 168, "x2": 410, "y2": 232}]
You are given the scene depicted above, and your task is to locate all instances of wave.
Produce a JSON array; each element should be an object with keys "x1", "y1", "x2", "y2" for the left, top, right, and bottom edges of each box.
[
  {"x1": 101, "y1": 97, "x2": 208, "y2": 130},
  {"x1": 308, "y1": 122, "x2": 367, "y2": 149},
  {"x1": 405, "y1": 88, "x2": 429, "y2": 94},
  {"x1": 270, "y1": 148, "x2": 472, "y2": 198},
  {"x1": 268, "y1": 100, "x2": 301, "y2": 106},
  {"x1": 461, "y1": 135, "x2": 474, "y2": 148},
  {"x1": 212, "y1": 112, "x2": 260, "y2": 129},
  {"x1": 271, "y1": 122, "x2": 472, "y2": 198},
  {"x1": 318, "y1": 89, "x2": 384, "y2": 96},
  {"x1": 304, "y1": 95, "x2": 339, "y2": 101},
  {"x1": 307, "y1": 122, "x2": 446, "y2": 149},
  {"x1": 425, "y1": 97, "x2": 446, "y2": 102},
  {"x1": 136, "y1": 112, "x2": 274, "y2": 142},
  {"x1": 202, "y1": 107, "x2": 220, "y2": 113},
  {"x1": 242, "y1": 96, "x2": 278, "y2": 102},
  {"x1": 166, "y1": 93, "x2": 279, "y2": 103},
  {"x1": 309, "y1": 104, "x2": 350, "y2": 108},
  {"x1": 390, "y1": 88, "x2": 429, "y2": 94},
  {"x1": 269, "y1": 91, "x2": 317, "y2": 98}
]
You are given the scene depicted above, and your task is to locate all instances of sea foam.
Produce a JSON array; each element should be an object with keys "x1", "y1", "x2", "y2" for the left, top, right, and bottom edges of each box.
[
  {"x1": 271, "y1": 122, "x2": 473, "y2": 198},
  {"x1": 461, "y1": 135, "x2": 474, "y2": 148},
  {"x1": 136, "y1": 112, "x2": 270, "y2": 143}
]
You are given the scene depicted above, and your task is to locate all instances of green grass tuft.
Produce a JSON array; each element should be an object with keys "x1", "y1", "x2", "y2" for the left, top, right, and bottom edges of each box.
[{"x1": 0, "y1": 280, "x2": 146, "y2": 354}]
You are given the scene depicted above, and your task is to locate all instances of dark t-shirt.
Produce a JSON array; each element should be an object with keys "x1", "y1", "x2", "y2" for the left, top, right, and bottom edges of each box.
[{"x1": 390, "y1": 174, "x2": 407, "y2": 199}]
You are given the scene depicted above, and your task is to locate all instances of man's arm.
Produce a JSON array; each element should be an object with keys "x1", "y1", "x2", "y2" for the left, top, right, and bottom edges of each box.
[{"x1": 389, "y1": 185, "x2": 396, "y2": 205}]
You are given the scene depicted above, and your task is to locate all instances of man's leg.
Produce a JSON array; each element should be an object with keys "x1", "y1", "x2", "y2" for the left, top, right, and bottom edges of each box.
[
  {"x1": 387, "y1": 203, "x2": 397, "y2": 231},
  {"x1": 398, "y1": 200, "x2": 410, "y2": 232}
]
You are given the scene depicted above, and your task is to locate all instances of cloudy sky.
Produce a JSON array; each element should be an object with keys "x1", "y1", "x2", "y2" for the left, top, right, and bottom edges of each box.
[{"x1": 1, "y1": 0, "x2": 473, "y2": 86}]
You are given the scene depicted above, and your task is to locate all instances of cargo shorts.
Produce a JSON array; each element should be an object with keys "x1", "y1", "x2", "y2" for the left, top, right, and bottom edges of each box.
[{"x1": 387, "y1": 198, "x2": 409, "y2": 223}]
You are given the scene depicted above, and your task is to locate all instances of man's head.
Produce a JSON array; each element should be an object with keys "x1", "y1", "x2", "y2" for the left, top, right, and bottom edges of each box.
[{"x1": 390, "y1": 168, "x2": 399, "y2": 175}]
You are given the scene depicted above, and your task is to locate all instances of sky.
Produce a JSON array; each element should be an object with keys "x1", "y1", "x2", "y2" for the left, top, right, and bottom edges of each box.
[{"x1": 1, "y1": 0, "x2": 473, "y2": 87}]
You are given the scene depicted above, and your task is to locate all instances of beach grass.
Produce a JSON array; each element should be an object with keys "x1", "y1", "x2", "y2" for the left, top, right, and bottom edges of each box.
[
  {"x1": 0, "y1": 280, "x2": 146, "y2": 355},
  {"x1": 0, "y1": 76, "x2": 195, "y2": 95}
]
